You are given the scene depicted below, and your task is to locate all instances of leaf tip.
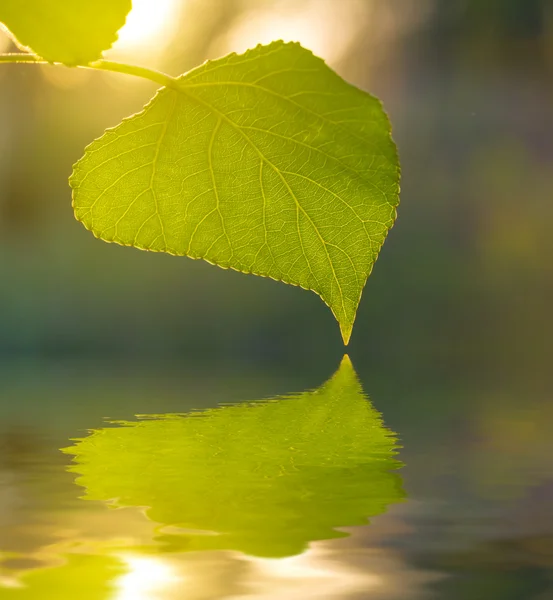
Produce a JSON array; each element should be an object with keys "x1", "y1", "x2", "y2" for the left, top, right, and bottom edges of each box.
[
  {"x1": 340, "y1": 325, "x2": 353, "y2": 346},
  {"x1": 340, "y1": 354, "x2": 353, "y2": 369}
]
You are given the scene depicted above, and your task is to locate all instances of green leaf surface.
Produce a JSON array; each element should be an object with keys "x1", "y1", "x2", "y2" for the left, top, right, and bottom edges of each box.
[
  {"x1": 71, "y1": 42, "x2": 400, "y2": 343},
  {"x1": 63, "y1": 356, "x2": 404, "y2": 558},
  {"x1": 0, "y1": 0, "x2": 132, "y2": 65}
]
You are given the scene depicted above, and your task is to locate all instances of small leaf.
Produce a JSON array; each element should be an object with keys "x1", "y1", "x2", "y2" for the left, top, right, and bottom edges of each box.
[
  {"x1": 71, "y1": 42, "x2": 400, "y2": 343},
  {"x1": 0, "y1": 0, "x2": 132, "y2": 65},
  {"x1": 63, "y1": 356, "x2": 404, "y2": 558}
]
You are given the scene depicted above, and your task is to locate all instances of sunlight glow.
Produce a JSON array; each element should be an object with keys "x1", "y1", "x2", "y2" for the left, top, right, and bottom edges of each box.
[
  {"x1": 216, "y1": 0, "x2": 366, "y2": 66},
  {"x1": 109, "y1": 0, "x2": 182, "y2": 58},
  {"x1": 244, "y1": 548, "x2": 383, "y2": 599},
  {"x1": 114, "y1": 555, "x2": 182, "y2": 600}
]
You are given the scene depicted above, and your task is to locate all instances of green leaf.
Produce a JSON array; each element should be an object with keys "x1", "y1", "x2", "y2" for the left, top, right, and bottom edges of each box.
[
  {"x1": 63, "y1": 356, "x2": 404, "y2": 558},
  {"x1": 0, "y1": 0, "x2": 132, "y2": 65},
  {"x1": 71, "y1": 42, "x2": 400, "y2": 343}
]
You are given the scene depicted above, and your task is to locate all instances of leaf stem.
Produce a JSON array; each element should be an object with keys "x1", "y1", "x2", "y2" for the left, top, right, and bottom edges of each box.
[
  {"x1": 88, "y1": 60, "x2": 178, "y2": 89},
  {"x1": 0, "y1": 53, "x2": 178, "y2": 89}
]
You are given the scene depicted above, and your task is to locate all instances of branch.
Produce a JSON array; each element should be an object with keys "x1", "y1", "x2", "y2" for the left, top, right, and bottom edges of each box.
[{"x1": 0, "y1": 53, "x2": 178, "y2": 89}]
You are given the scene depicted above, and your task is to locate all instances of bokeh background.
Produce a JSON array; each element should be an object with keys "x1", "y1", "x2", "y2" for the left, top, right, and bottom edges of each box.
[
  {"x1": 0, "y1": 0, "x2": 552, "y2": 373},
  {"x1": 0, "y1": 1, "x2": 552, "y2": 598}
]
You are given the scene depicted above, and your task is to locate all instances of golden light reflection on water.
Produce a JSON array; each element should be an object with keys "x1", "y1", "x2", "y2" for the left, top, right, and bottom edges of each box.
[
  {"x1": 0, "y1": 26, "x2": 11, "y2": 81},
  {"x1": 0, "y1": 536, "x2": 425, "y2": 600},
  {"x1": 244, "y1": 547, "x2": 383, "y2": 599},
  {"x1": 114, "y1": 555, "x2": 183, "y2": 600},
  {"x1": 0, "y1": 26, "x2": 11, "y2": 53}
]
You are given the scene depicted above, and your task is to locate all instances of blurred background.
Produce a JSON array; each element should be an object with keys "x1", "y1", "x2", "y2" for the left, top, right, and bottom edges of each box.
[
  {"x1": 0, "y1": 0, "x2": 552, "y2": 373},
  {"x1": 0, "y1": 1, "x2": 552, "y2": 598}
]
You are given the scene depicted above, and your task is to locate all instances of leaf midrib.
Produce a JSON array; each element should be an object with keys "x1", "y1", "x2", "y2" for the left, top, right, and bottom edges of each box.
[
  {"x1": 181, "y1": 79, "x2": 387, "y2": 160},
  {"x1": 175, "y1": 87, "x2": 353, "y2": 323}
]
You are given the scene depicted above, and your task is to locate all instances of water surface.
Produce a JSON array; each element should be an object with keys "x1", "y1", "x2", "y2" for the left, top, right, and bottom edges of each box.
[{"x1": 0, "y1": 355, "x2": 551, "y2": 599}]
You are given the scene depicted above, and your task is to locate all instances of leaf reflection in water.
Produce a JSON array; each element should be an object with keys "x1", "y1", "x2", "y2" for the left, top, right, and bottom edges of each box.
[{"x1": 63, "y1": 356, "x2": 404, "y2": 558}]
